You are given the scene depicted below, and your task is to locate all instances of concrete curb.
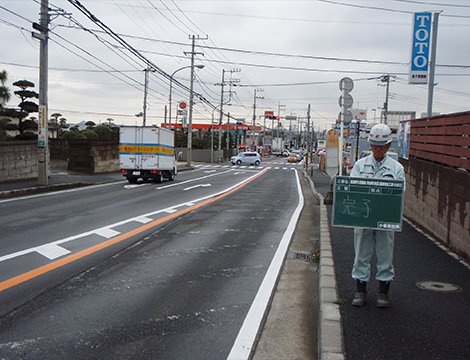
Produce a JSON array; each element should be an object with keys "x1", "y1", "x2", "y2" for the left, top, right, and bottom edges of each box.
[
  {"x1": 304, "y1": 172, "x2": 345, "y2": 360},
  {"x1": 0, "y1": 181, "x2": 114, "y2": 199}
]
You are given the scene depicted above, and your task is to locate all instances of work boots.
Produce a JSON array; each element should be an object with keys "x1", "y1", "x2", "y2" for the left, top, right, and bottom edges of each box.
[
  {"x1": 352, "y1": 280, "x2": 367, "y2": 307},
  {"x1": 377, "y1": 281, "x2": 390, "y2": 308}
]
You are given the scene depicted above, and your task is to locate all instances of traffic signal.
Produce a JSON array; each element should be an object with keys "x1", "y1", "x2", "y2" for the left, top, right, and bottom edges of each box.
[{"x1": 268, "y1": 115, "x2": 280, "y2": 120}]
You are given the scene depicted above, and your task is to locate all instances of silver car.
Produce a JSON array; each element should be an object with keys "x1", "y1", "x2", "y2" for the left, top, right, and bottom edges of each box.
[{"x1": 230, "y1": 152, "x2": 262, "y2": 166}]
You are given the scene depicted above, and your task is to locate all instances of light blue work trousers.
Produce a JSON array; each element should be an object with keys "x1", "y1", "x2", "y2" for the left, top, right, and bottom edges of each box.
[{"x1": 352, "y1": 228, "x2": 395, "y2": 282}]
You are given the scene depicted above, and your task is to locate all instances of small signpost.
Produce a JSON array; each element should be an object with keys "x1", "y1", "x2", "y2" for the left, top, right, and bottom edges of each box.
[{"x1": 332, "y1": 176, "x2": 405, "y2": 231}]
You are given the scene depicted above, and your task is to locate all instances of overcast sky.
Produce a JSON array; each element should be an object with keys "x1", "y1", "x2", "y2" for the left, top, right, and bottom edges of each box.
[{"x1": 1, "y1": 0, "x2": 469, "y2": 130}]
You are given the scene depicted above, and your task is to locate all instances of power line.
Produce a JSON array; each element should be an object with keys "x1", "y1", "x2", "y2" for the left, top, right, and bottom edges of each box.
[
  {"x1": 318, "y1": 0, "x2": 470, "y2": 19},
  {"x1": 66, "y1": 0, "x2": 218, "y2": 111},
  {"x1": 55, "y1": 24, "x2": 470, "y2": 69},
  {"x1": 389, "y1": 0, "x2": 470, "y2": 9}
]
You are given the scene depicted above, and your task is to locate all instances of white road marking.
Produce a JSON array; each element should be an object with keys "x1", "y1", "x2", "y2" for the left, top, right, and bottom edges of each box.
[
  {"x1": 95, "y1": 228, "x2": 121, "y2": 239},
  {"x1": 124, "y1": 183, "x2": 151, "y2": 189},
  {"x1": 35, "y1": 244, "x2": 71, "y2": 260},
  {"x1": 135, "y1": 216, "x2": 154, "y2": 224},
  {"x1": 183, "y1": 184, "x2": 212, "y2": 191}
]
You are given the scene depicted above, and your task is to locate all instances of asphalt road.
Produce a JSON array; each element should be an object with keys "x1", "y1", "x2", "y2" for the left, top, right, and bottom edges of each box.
[{"x1": 0, "y1": 161, "x2": 306, "y2": 359}]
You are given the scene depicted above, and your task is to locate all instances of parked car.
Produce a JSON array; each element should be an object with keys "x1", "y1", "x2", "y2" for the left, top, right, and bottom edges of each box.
[{"x1": 230, "y1": 152, "x2": 262, "y2": 166}]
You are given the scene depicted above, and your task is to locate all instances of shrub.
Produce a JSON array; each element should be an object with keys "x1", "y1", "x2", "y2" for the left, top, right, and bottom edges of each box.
[
  {"x1": 94, "y1": 124, "x2": 114, "y2": 140},
  {"x1": 81, "y1": 129, "x2": 98, "y2": 140},
  {"x1": 16, "y1": 131, "x2": 37, "y2": 140},
  {"x1": 61, "y1": 131, "x2": 79, "y2": 140}
]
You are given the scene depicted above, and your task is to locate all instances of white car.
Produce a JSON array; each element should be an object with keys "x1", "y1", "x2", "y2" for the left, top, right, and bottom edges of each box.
[{"x1": 231, "y1": 152, "x2": 262, "y2": 166}]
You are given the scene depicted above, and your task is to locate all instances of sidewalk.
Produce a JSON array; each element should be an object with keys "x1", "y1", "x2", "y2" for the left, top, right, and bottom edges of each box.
[{"x1": 310, "y1": 167, "x2": 470, "y2": 360}]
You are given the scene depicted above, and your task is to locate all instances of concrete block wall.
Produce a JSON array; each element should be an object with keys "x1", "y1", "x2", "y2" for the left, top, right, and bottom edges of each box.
[
  {"x1": 50, "y1": 139, "x2": 119, "y2": 173},
  {"x1": 402, "y1": 157, "x2": 470, "y2": 262},
  {"x1": 0, "y1": 141, "x2": 38, "y2": 182},
  {"x1": 90, "y1": 141, "x2": 119, "y2": 173}
]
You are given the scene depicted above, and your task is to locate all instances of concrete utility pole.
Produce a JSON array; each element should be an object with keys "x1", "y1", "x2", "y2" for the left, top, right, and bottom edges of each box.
[
  {"x1": 184, "y1": 35, "x2": 205, "y2": 167},
  {"x1": 142, "y1": 67, "x2": 151, "y2": 126},
  {"x1": 218, "y1": 70, "x2": 226, "y2": 156},
  {"x1": 226, "y1": 112, "x2": 230, "y2": 160},
  {"x1": 381, "y1": 74, "x2": 390, "y2": 125},
  {"x1": 216, "y1": 68, "x2": 240, "y2": 159},
  {"x1": 36, "y1": 0, "x2": 49, "y2": 186},
  {"x1": 252, "y1": 89, "x2": 264, "y2": 151},
  {"x1": 307, "y1": 104, "x2": 311, "y2": 164}
]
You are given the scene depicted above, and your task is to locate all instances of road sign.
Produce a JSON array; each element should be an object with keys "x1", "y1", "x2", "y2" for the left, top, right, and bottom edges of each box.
[
  {"x1": 332, "y1": 176, "x2": 405, "y2": 231},
  {"x1": 179, "y1": 101, "x2": 187, "y2": 110},
  {"x1": 338, "y1": 94, "x2": 353, "y2": 109},
  {"x1": 339, "y1": 77, "x2": 354, "y2": 93},
  {"x1": 338, "y1": 110, "x2": 353, "y2": 124}
]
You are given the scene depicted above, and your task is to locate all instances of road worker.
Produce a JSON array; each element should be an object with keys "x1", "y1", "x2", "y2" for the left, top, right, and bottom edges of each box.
[{"x1": 349, "y1": 124, "x2": 405, "y2": 308}]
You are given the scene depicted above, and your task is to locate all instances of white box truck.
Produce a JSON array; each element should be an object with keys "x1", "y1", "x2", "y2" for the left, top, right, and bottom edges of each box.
[{"x1": 119, "y1": 126, "x2": 178, "y2": 184}]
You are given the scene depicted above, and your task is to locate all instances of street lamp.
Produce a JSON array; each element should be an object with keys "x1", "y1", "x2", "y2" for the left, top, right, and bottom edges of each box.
[{"x1": 168, "y1": 64, "x2": 204, "y2": 130}]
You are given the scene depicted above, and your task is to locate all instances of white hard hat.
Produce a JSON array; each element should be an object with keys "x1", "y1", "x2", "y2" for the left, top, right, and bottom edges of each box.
[{"x1": 368, "y1": 124, "x2": 392, "y2": 146}]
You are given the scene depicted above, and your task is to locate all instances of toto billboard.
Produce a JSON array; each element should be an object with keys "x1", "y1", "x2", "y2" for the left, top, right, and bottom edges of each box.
[{"x1": 409, "y1": 12, "x2": 432, "y2": 84}]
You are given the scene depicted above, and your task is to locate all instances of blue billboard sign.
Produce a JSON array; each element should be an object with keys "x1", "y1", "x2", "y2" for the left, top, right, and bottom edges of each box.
[{"x1": 409, "y1": 12, "x2": 432, "y2": 84}]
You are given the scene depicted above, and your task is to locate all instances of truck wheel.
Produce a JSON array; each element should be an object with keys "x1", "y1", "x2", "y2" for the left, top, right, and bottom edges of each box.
[
  {"x1": 168, "y1": 170, "x2": 175, "y2": 181},
  {"x1": 154, "y1": 173, "x2": 163, "y2": 183},
  {"x1": 127, "y1": 177, "x2": 138, "y2": 184}
]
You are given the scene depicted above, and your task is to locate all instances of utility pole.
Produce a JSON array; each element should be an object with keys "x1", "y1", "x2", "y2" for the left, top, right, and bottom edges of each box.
[
  {"x1": 381, "y1": 74, "x2": 390, "y2": 125},
  {"x1": 216, "y1": 68, "x2": 240, "y2": 159},
  {"x1": 252, "y1": 89, "x2": 264, "y2": 151},
  {"x1": 143, "y1": 67, "x2": 150, "y2": 126},
  {"x1": 34, "y1": 0, "x2": 49, "y2": 186},
  {"x1": 218, "y1": 70, "x2": 225, "y2": 157},
  {"x1": 307, "y1": 104, "x2": 311, "y2": 165},
  {"x1": 277, "y1": 102, "x2": 285, "y2": 150},
  {"x1": 184, "y1": 35, "x2": 205, "y2": 167},
  {"x1": 164, "y1": 105, "x2": 167, "y2": 127},
  {"x1": 226, "y1": 112, "x2": 230, "y2": 160}
]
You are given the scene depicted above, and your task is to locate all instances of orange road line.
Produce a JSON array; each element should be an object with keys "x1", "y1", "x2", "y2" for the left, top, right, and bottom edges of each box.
[{"x1": 0, "y1": 169, "x2": 269, "y2": 293}]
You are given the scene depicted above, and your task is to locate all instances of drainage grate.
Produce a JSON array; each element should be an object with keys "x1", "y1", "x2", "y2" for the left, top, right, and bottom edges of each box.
[
  {"x1": 288, "y1": 251, "x2": 314, "y2": 262},
  {"x1": 416, "y1": 281, "x2": 462, "y2": 293}
]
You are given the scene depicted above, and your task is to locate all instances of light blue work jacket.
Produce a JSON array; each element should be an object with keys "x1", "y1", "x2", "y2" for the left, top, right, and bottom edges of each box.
[{"x1": 350, "y1": 154, "x2": 405, "y2": 182}]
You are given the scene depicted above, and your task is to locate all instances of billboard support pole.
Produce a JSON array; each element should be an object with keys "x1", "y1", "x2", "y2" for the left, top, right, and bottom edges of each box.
[{"x1": 427, "y1": 12, "x2": 439, "y2": 117}]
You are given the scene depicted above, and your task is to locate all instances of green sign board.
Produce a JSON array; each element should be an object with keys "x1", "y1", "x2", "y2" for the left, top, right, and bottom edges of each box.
[{"x1": 332, "y1": 176, "x2": 404, "y2": 231}]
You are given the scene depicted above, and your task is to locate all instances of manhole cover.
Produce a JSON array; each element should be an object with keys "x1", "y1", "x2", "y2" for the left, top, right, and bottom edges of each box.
[{"x1": 416, "y1": 281, "x2": 462, "y2": 292}]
